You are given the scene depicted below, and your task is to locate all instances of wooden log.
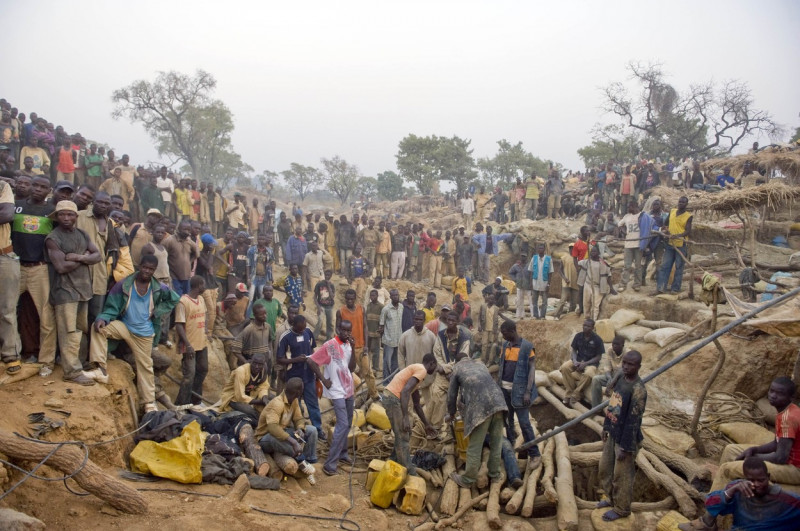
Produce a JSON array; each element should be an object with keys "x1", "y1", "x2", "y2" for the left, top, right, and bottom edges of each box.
[
  {"x1": 486, "y1": 477, "x2": 503, "y2": 529},
  {"x1": 263, "y1": 454, "x2": 283, "y2": 480},
  {"x1": 568, "y1": 440, "x2": 604, "y2": 453},
  {"x1": 439, "y1": 453, "x2": 459, "y2": 517},
  {"x1": 574, "y1": 495, "x2": 677, "y2": 512},
  {"x1": 0, "y1": 429, "x2": 147, "y2": 514},
  {"x1": 434, "y1": 492, "x2": 489, "y2": 530},
  {"x1": 417, "y1": 468, "x2": 435, "y2": 485},
  {"x1": 273, "y1": 452, "x2": 299, "y2": 475},
  {"x1": 541, "y1": 438, "x2": 558, "y2": 504},
  {"x1": 635, "y1": 452, "x2": 696, "y2": 518},
  {"x1": 539, "y1": 386, "x2": 603, "y2": 435},
  {"x1": 476, "y1": 448, "x2": 490, "y2": 489},
  {"x1": 415, "y1": 523, "x2": 436, "y2": 531},
  {"x1": 224, "y1": 474, "x2": 250, "y2": 502},
  {"x1": 499, "y1": 487, "x2": 515, "y2": 505},
  {"x1": 568, "y1": 451, "x2": 602, "y2": 467},
  {"x1": 457, "y1": 487, "x2": 472, "y2": 511},
  {"x1": 238, "y1": 424, "x2": 269, "y2": 476},
  {"x1": 554, "y1": 432, "x2": 578, "y2": 531},
  {"x1": 505, "y1": 460, "x2": 532, "y2": 515},
  {"x1": 641, "y1": 438, "x2": 711, "y2": 485},
  {"x1": 476, "y1": 495, "x2": 488, "y2": 511},
  {"x1": 431, "y1": 468, "x2": 443, "y2": 488},
  {"x1": 426, "y1": 502, "x2": 440, "y2": 522},
  {"x1": 520, "y1": 458, "x2": 544, "y2": 518},
  {"x1": 642, "y1": 450, "x2": 704, "y2": 502}
]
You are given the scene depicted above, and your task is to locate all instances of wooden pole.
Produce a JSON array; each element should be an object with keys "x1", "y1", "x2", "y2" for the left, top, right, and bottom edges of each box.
[
  {"x1": 540, "y1": 438, "x2": 558, "y2": 504},
  {"x1": 0, "y1": 430, "x2": 147, "y2": 514},
  {"x1": 520, "y1": 459, "x2": 544, "y2": 518},
  {"x1": 554, "y1": 432, "x2": 578, "y2": 531},
  {"x1": 434, "y1": 492, "x2": 489, "y2": 530},
  {"x1": 485, "y1": 476, "x2": 504, "y2": 529}
]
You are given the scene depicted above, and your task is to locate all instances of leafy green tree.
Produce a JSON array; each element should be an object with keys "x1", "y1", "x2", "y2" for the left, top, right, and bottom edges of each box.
[
  {"x1": 478, "y1": 139, "x2": 551, "y2": 187},
  {"x1": 577, "y1": 126, "x2": 641, "y2": 168},
  {"x1": 599, "y1": 62, "x2": 780, "y2": 159},
  {"x1": 437, "y1": 135, "x2": 478, "y2": 195},
  {"x1": 376, "y1": 170, "x2": 405, "y2": 201},
  {"x1": 790, "y1": 125, "x2": 800, "y2": 143},
  {"x1": 256, "y1": 170, "x2": 279, "y2": 194},
  {"x1": 355, "y1": 176, "x2": 378, "y2": 201},
  {"x1": 281, "y1": 163, "x2": 322, "y2": 201},
  {"x1": 321, "y1": 155, "x2": 361, "y2": 205},
  {"x1": 396, "y1": 134, "x2": 441, "y2": 194},
  {"x1": 112, "y1": 70, "x2": 249, "y2": 186}
]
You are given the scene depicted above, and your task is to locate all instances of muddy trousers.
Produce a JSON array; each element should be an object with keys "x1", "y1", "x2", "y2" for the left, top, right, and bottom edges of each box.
[
  {"x1": 599, "y1": 436, "x2": 638, "y2": 517},
  {"x1": 375, "y1": 253, "x2": 389, "y2": 278},
  {"x1": 90, "y1": 321, "x2": 155, "y2": 404},
  {"x1": 582, "y1": 284, "x2": 604, "y2": 321},
  {"x1": 54, "y1": 301, "x2": 88, "y2": 379},
  {"x1": 383, "y1": 390, "x2": 415, "y2": 475},
  {"x1": 0, "y1": 255, "x2": 20, "y2": 364},
  {"x1": 461, "y1": 412, "x2": 505, "y2": 485},
  {"x1": 176, "y1": 348, "x2": 208, "y2": 406},
  {"x1": 710, "y1": 443, "x2": 800, "y2": 491},
  {"x1": 19, "y1": 263, "x2": 56, "y2": 366}
]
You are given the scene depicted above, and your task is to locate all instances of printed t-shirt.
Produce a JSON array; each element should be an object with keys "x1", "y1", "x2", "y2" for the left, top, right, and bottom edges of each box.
[
  {"x1": 309, "y1": 338, "x2": 354, "y2": 400},
  {"x1": 386, "y1": 363, "x2": 428, "y2": 399},
  {"x1": 12, "y1": 200, "x2": 54, "y2": 262},
  {"x1": 175, "y1": 294, "x2": 208, "y2": 351},
  {"x1": 775, "y1": 403, "x2": 800, "y2": 467},
  {"x1": 122, "y1": 284, "x2": 155, "y2": 337},
  {"x1": 619, "y1": 213, "x2": 641, "y2": 249},
  {"x1": 501, "y1": 343, "x2": 535, "y2": 389},
  {"x1": 277, "y1": 328, "x2": 316, "y2": 381}
]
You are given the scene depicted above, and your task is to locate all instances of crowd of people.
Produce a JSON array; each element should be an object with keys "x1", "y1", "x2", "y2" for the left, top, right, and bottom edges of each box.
[{"x1": 1, "y1": 96, "x2": 797, "y2": 528}]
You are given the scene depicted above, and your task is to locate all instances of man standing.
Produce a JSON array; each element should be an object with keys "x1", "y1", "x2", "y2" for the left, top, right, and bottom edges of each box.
[
  {"x1": 446, "y1": 350, "x2": 508, "y2": 488},
  {"x1": 426, "y1": 230, "x2": 445, "y2": 288},
  {"x1": 337, "y1": 214, "x2": 357, "y2": 278},
  {"x1": 617, "y1": 202, "x2": 644, "y2": 292},
  {"x1": 528, "y1": 243, "x2": 552, "y2": 320},
  {"x1": 139, "y1": 174, "x2": 164, "y2": 216},
  {"x1": 313, "y1": 270, "x2": 335, "y2": 341},
  {"x1": 560, "y1": 319, "x2": 605, "y2": 406},
  {"x1": 378, "y1": 288, "x2": 403, "y2": 382},
  {"x1": 510, "y1": 253, "x2": 532, "y2": 319},
  {"x1": 375, "y1": 220, "x2": 392, "y2": 278},
  {"x1": 460, "y1": 193, "x2": 475, "y2": 229},
  {"x1": 174, "y1": 276, "x2": 208, "y2": 406},
  {"x1": 83, "y1": 144, "x2": 104, "y2": 190},
  {"x1": 285, "y1": 226, "x2": 308, "y2": 270},
  {"x1": 45, "y1": 201, "x2": 102, "y2": 385},
  {"x1": 348, "y1": 245, "x2": 371, "y2": 303},
  {"x1": 591, "y1": 335, "x2": 625, "y2": 408},
  {"x1": 12, "y1": 176, "x2": 56, "y2": 377},
  {"x1": 524, "y1": 173, "x2": 543, "y2": 220},
  {"x1": 579, "y1": 247, "x2": 613, "y2": 321},
  {"x1": 545, "y1": 171, "x2": 564, "y2": 219},
  {"x1": 478, "y1": 291, "x2": 499, "y2": 366},
  {"x1": 87, "y1": 254, "x2": 180, "y2": 409},
  {"x1": 357, "y1": 218, "x2": 379, "y2": 270},
  {"x1": 472, "y1": 224, "x2": 512, "y2": 284},
  {"x1": 302, "y1": 240, "x2": 326, "y2": 291},
  {"x1": 276, "y1": 314, "x2": 324, "y2": 440},
  {"x1": 401, "y1": 289, "x2": 417, "y2": 333},
  {"x1": 99, "y1": 167, "x2": 135, "y2": 210},
  {"x1": 655, "y1": 196, "x2": 693, "y2": 295},
  {"x1": 163, "y1": 219, "x2": 198, "y2": 296},
  {"x1": 76, "y1": 191, "x2": 112, "y2": 332},
  {"x1": 230, "y1": 303, "x2": 274, "y2": 369},
  {"x1": 247, "y1": 233, "x2": 274, "y2": 317},
  {"x1": 337, "y1": 289, "x2": 375, "y2": 399},
  {"x1": 156, "y1": 167, "x2": 175, "y2": 221},
  {"x1": 421, "y1": 292, "x2": 437, "y2": 324},
  {"x1": 383, "y1": 355, "x2": 438, "y2": 474},
  {"x1": 597, "y1": 351, "x2": 647, "y2": 523},
  {"x1": 398, "y1": 310, "x2": 437, "y2": 368},
  {"x1": 442, "y1": 230, "x2": 456, "y2": 277},
  {"x1": 366, "y1": 289, "x2": 384, "y2": 379},
  {"x1": 307, "y1": 320, "x2": 357, "y2": 476},
  {"x1": 498, "y1": 320, "x2": 542, "y2": 468},
  {"x1": 390, "y1": 224, "x2": 408, "y2": 280}
]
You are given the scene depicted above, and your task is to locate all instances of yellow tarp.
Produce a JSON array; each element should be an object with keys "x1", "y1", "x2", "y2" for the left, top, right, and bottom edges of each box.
[{"x1": 129, "y1": 421, "x2": 206, "y2": 484}]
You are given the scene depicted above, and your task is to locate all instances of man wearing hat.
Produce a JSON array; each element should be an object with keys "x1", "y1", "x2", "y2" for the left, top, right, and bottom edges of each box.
[
  {"x1": 50, "y1": 180, "x2": 75, "y2": 207},
  {"x1": 45, "y1": 201, "x2": 102, "y2": 385}
]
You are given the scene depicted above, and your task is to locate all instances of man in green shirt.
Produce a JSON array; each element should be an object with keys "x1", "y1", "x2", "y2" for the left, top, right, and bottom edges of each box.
[
  {"x1": 253, "y1": 284, "x2": 284, "y2": 350},
  {"x1": 83, "y1": 144, "x2": 104, "y2": 190},
  {"x1": 139, "y1": 174, "x2": 164, "y2": 215}
]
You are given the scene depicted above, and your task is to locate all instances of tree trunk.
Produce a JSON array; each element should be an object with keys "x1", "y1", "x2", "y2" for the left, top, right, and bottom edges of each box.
[
  {"x1": 0, "y1": 430, "x2": 147, "y2": 514},
  {"x1": 554, "y1": 432, "x2": 578, "y2": 531}
]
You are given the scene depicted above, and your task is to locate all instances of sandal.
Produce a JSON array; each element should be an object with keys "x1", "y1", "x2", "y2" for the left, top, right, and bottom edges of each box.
[{"x1": 5, "y1": 361, "x2": 21, "y2": 374}]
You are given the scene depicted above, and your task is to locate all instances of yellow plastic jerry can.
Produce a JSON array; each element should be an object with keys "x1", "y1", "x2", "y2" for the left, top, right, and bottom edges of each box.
[
  {"x1": 393, "y1": 475, "x2": 427, "y2": 515},
  {"x1": 366, "y1": 459, "x2": 385, "y2": 491},
  {"x1": 369, "y1": 459, "x2": 407, "y2": 508}
]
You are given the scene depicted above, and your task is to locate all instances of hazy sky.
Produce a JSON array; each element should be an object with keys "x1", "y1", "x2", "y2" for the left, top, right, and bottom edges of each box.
[{"x1": 3, "y1": 0, "x2": 798, "y2": 181}]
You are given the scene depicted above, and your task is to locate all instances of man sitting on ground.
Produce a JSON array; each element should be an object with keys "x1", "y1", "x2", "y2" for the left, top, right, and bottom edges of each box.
[
  {"x1": 679, "y1": 456, "x2": 800, "y2": 531},
  {"x1": 256, "y1": 377, "x2": 318, "y2": 485},
  {"x1": 217, "y1": 353, "x2": 271, "y2": 413},
  {"x1": 560, "y1": 318, "x2": 604, "y2": 406}
]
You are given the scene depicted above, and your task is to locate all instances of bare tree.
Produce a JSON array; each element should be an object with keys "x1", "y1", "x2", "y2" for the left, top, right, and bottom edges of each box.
[
  {"x1": 601, "y1": 62, "x2": 782, "y2": 159},
  {"x1": 281, "y1": 163, "x2": 322, "y2": 201}
]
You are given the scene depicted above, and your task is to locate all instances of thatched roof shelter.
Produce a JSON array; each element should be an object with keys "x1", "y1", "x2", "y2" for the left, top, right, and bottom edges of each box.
[
  {"x1": 700, "y1": 145, "x2": 800, "y2": 183},
  {"x1": 651, "y1": 180, "x2": 800, "y2": 214}
]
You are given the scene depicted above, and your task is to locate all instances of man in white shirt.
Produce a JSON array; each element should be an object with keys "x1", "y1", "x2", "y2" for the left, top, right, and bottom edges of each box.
[
  {"x1": 156, "y1": 167, "x2": 175, "y2": 221},
  {"x1": 617, "y1": 202, "x2": 643, "y2": 292},
  {"x1": 461, "y1": 193, "x2": 475, "y2": 229}
]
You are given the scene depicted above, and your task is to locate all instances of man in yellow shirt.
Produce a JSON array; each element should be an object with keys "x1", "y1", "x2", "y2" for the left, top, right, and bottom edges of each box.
[
  {"x1": 654, "y1": 196, "x2": 693, "y2": 295},
  {"x1": 256, "y1": 377, "x2": 318, "y2": 481},
  {"x1": 452, "y1": 269, "x2": 469, "y2": 301},
  {"x1": 216, "y1": 354, "x2": 271, "y2": 411}
]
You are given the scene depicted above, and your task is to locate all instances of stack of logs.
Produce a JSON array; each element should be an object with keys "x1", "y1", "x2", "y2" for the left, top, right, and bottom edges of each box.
[{"x1": 412, "y1": 381, "x2": 707, "y2": 530}]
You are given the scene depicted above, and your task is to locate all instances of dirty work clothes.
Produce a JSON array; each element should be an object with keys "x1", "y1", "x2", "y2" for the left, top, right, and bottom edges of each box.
[
  {"x1": 461, "y1": 412, "x2": 505, "y2": 486},
  {"x1": 90, "y1": 320, "x2": 155, "y2": 403},
  {"x1": 176, "y1": 347, "x2": 208, "y2": 406},
  {"x1": 702, "y1": 481, "x2": 800, "y2": 530},
  {"x1": 259, "y1": 426, "x2": 318, "y2": 464},
  {"x1": 710, "y1": 443, "x2": 800, "y2": 492},
  {"x1": 54, "y1": 301, "x2": 88, "y2": 378},
  {"x1": 447, "y1": 358, "x2": 507, "y2": 440},
  {"x1": 599, "y1": 435, "x2": 638, "y2": 518},
  {"x1": 560, "y1": 361, "x2": 597, "y2": 401},
  {"x1": 657, "y1": 244, "x2": 686, "y2": 293},
  {"x1": 383, "y1": 390, "x2": 415, "y2": 475}
]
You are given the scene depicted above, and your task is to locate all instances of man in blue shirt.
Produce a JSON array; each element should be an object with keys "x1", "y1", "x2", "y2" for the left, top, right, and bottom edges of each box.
[
  {"x1": 716, "y1": 167, "x2": 736, "y2": 188},
  {"x1": 276, "y1": 314, "x2": 324, "y2": 441},
  {"x1": 471, "y1": 223, "x2": 513, "y2": 284}
]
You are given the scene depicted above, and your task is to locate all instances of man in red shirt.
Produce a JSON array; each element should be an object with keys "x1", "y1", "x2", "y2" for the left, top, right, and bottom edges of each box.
[
  {"x1": 424, "y1": 230, "x2": 445, "y2": 289},
  {"x1": 571, "y1": 225, "x2": 591, "y2": 316},
  {"x1": 709, "y1": 377, "x2": 800, "y2": 492}
]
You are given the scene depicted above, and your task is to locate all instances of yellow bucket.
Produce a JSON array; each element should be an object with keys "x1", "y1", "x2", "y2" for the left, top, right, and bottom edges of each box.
[{"x1": 453, "y1": 418, "x2": 469, "y2": 461}]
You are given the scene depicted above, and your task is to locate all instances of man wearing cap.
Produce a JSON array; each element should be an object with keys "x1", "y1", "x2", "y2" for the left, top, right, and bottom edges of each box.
[
  {"x1": 99, "y1": 167, "x2": 135, "y2": 210},
  {"x1": 50, "y1": 180, "x2": 75, "y2": 207},
  {"x1": 76, "y1": 191, "x2": 114, "y2": 333},
  {"x1": 45, "y1": 201, "x2": 102, "y2": 385}
]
